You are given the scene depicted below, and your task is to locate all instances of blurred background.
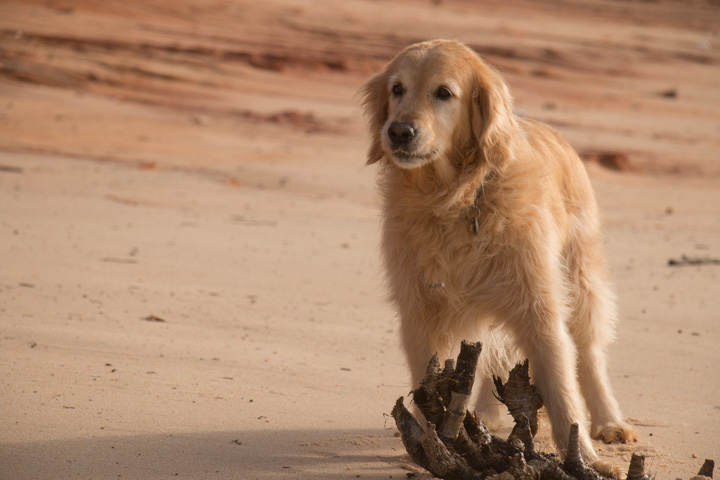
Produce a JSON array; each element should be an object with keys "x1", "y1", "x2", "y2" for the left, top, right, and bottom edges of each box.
[{"x1": 2, "y1": 0, "x2": 719, "y2": 178}]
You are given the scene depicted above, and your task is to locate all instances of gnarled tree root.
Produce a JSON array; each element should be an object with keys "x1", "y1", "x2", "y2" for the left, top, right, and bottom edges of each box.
[{"x1": 390, "y1": 340, "x2": 715, "y2": 480}]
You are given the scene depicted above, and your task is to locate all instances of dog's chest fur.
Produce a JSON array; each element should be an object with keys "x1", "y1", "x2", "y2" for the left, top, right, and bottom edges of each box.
[{"x1": 381, "y1": 178, "x2": 509, "y2": 311}]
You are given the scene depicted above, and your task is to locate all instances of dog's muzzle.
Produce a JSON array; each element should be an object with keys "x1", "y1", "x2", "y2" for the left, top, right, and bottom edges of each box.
[{"x1": 387, "y1": 122, "x2": 416, "y2": 149}]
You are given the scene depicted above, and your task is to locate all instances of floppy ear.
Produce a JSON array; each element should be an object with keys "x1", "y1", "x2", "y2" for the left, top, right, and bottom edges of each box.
[
  {"x1": 471, "y1": 60, "x2": 518, "y2": 172},
  {"x1": 360, "y1": 71, "x2": 390, "y2": 165}
]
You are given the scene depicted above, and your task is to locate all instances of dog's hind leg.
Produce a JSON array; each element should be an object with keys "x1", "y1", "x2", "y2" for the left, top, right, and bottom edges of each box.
[
  {"x1": 470, "y1": 325, "x2": 515, "y2": 431},
  {"x1": 473, "y1": 375, "x2": 506, "y2": 431}
]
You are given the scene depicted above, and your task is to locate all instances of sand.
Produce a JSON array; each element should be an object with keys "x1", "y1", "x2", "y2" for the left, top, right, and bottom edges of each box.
[{"x1": 1, "y1": 1, "x2": 719, "y2": 479}]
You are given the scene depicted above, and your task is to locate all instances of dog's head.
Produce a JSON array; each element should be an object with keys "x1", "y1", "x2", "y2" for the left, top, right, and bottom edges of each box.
[{"x1": 361, "y1": 40, "x2": 517, "y2": 176}]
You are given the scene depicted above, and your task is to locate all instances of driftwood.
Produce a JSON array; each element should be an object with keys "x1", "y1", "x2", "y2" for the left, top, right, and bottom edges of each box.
[
  {"x1": 391, "y1": 340, "x2": 715, "y2": 480},
  {"x1": 668, "y1": 255, "x2": 720, "y2": 267}
]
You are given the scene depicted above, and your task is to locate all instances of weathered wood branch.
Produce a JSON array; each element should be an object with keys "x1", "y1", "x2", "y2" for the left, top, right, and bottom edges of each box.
[
  {"x1": 695, "y1": 459, "x2": 715, "y2": 479},
  {"x1": 493, "y1": 360, "x2": 543, "y2": 436},
  {"x1": 390, "y1": 340, "x2": 714, "y2": 480},
  {"x1": 438, "y1": 341, "x2": 482, "y2": 444},
  {"x1": 391, "y1": 396, "x2": 429, "y2": 470},
  {"x1": 563, "y1": 423, "x2": 604, "y2": 480},
  {"x1": 626, "y1": 453, "x2": 650, "y2": 480}
]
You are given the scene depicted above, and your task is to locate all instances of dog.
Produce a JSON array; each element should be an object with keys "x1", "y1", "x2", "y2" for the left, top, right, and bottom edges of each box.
[{"x1": 361, "y1": 40, "x2": 637, "y2": 471}]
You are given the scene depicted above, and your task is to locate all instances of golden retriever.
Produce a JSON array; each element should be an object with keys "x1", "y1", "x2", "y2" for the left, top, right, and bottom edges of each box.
[{"x1": 361, "y1": 40, "x2": 637, "y2": 471}]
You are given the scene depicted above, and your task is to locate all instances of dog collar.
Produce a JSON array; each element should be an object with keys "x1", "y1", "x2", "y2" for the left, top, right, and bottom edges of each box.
[{"x1": 467, "y1": 170, "x2": 495, "y2": 236}]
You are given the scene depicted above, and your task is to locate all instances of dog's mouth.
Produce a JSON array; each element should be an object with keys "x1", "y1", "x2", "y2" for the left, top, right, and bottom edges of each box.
[{"x1": 391, "y1": 148, "x2": 437, "y2": 164}]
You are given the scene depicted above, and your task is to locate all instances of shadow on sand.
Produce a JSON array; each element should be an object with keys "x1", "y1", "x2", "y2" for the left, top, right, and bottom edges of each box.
[{"x1": 2, "y1": 427, "x2": 411, "y2": 479}]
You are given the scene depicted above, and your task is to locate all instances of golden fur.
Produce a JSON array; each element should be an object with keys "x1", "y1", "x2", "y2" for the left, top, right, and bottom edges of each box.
[{"x1": 361, "y1": 40, "x2": 637, "y2": 467}]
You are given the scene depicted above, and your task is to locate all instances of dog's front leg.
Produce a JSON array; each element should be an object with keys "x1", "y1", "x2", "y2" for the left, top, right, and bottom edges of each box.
[
  {"x1": 521, "y1": 321, "x2": 597, "y2": 462},
  {"x1": 504, "y1": 287, "x2": 599, "y2": 465},
  {"x1": 399, "y1": 311, "x2": 454, "y2": 392}
]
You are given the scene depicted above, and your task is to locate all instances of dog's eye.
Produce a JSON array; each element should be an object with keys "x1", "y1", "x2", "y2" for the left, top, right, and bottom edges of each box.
[
  {"x1": 436, "y1": 86, "x2": 453, "y2": 100},
  {"x1": 392, "y1": 83, "x2": 404, "y2": 96}
]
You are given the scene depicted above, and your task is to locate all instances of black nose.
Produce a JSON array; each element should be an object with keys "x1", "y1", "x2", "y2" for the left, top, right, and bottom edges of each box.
[{"x1": 388, "y1": 122, "x2": 416, "y2": 147}]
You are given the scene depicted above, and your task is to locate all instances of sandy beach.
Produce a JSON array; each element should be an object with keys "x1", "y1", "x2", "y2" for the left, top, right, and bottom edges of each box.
[{"x1": 1, "y1": 1, "x2": 719, "y2": 478}]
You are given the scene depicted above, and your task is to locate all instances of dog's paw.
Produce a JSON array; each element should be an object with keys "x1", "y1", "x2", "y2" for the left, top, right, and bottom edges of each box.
[
  {"x1": 592, "y1": 422, "x2": 638, "y2": 444},
  {"x1": 591, "y1": 460, "x2": 622, "y2": 479}
]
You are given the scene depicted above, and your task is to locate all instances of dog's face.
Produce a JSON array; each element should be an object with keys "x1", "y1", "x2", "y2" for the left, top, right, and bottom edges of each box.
[
  {"x1": 362, "y1": 40, "x2": 517, "y2": 174},
  {"x1": 379, "y1": 46, "x2": 472, "y2": 169}
]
